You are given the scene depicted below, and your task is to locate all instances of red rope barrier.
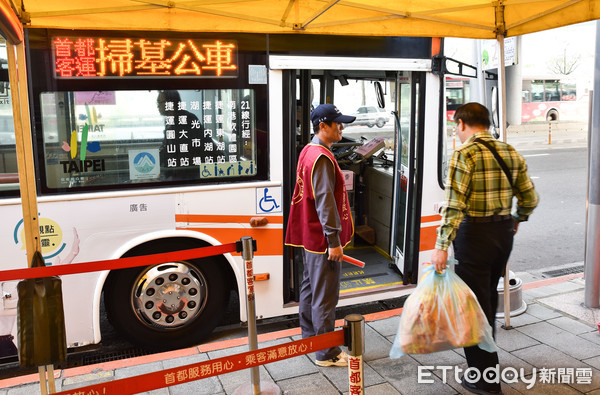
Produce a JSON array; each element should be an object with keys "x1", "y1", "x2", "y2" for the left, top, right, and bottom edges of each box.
[
  {"x1": 0, "y1": 243, "x2": 238, "y2": 282},
  {"x1": 55, "y1": 329, "x2": 345, "y2": 395}
]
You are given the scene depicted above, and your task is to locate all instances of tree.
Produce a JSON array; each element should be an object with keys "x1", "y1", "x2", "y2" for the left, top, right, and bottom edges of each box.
[{"x1": 548, "y1": 47, "x2": 581, "y2": 76}]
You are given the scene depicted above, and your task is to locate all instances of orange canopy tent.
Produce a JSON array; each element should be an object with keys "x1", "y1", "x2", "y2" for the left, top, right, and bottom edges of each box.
[{"x1": 5, "y1": 0, "x2": 600, "y2": 39}]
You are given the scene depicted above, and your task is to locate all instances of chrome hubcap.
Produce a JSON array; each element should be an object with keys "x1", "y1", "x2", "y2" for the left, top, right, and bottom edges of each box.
[{"x1": 132, "y1": 263, "x2": 206, "y2": 330}]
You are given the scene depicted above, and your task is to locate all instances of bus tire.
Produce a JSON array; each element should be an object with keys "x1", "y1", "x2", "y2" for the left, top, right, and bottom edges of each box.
[
  {"x1": 104, "y1": 250, "x2": 229, "y2": 349},
  {"x1": 546, "y1": 109, "x2": 559, "y2": 122}
]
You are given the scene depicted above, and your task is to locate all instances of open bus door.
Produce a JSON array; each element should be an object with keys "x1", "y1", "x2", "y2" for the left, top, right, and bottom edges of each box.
[
  {"x1": 390, "y1": 74, "x2": 418, "y2": 282},
  {"x1": 281, "y1": 62, "x2": 426, "y2": 299}
]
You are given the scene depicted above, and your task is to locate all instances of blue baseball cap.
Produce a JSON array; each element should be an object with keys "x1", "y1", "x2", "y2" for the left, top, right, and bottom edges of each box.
[{"x1": 310, "y1": 104, "x2": 356, "y2": 127}]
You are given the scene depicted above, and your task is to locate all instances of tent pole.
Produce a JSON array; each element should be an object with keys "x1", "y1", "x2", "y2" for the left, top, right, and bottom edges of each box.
[
  {"x1": 497, "y1": 35, "x2": 507, "y2": 144},
  {"x1": 476, "y1": 40, "x2": 486, "y2": 105},
  {"x1": 497, "y1": 33, "x2": 512, "y2": 329},
  {"x1": 5, "y1": 6, "x2": 50, "y2": 390},
  {"x1": 6, "y1": 41, "x2": 41, "y2": 262},
  {"x1": 7, "y1": 39, "x2": 51, "y2": 393},
  {"x1": 584, "y1": 21, "x2": 600, "y2": 308}
]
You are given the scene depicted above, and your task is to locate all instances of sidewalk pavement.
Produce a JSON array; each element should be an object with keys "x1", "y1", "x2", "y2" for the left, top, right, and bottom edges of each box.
[
  {"x1": 507, "y1": 121, "x2": 588, "y2": 151},
  {"x1": 2, "y1": 267, "x2": 600, "y2": 395}
]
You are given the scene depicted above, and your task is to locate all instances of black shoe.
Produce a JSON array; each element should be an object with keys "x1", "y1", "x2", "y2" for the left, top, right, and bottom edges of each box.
[{"x1": 460, "y1": 377, "x2": 503, "y2": 395}]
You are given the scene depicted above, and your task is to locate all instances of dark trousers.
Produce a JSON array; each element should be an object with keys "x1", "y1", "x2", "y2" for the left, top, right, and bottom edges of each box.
[
  {"x1": 453, "y1": 218, "x2": 514, "y2": 391},
  {"x1": 299, "y1": 249, "x2": 342, "y2": 361}
]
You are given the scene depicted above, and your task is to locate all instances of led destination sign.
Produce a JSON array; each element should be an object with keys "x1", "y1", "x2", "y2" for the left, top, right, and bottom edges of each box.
[{"x1": 53, "y1": 37, "x2": 238, "y2": 79}]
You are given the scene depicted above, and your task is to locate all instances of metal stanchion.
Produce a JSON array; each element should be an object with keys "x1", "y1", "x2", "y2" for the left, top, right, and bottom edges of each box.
[
  {"x1": 233, "y1": 237, "x2": 281, "y2": 395},
  {"x1": 452, "y1": 126, "x2": 456, "y2": 149},
  {"x1": 345, "y1": 314, "x2": 365, "y2": 395},
  {"x1": 548, "y1": 122, "x2": 552, "y2": 144},
  {"x1": 502, "y1": 265, "x2": 512, "y2": 330}
]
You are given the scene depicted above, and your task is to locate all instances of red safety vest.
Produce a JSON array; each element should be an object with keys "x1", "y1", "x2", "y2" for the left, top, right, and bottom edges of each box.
[{"x1": 285, "y1": 143, "x2": 354, "y2": 253}]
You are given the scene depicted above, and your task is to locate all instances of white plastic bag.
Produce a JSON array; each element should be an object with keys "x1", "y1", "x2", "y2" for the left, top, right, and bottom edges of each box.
[{"x1": 389, "y1": 264, "x2": 497, "y2": 358}]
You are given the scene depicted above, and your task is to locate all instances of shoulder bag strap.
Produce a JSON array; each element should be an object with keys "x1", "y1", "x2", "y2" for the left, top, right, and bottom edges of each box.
[{"x1": 473, "y1": 138, "x2": 514, "y2": 188}]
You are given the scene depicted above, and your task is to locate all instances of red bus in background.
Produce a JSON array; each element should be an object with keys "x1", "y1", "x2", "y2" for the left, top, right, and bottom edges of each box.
[
  {"x1": 445, "y1": 77, "x2": 470, "y2": 122},
  {"x1": 521, "y1": 78, "x2": 588, "y2": 123},
  {"x1": 445, "y1": 77, "x2": 589, "y2": 124}
]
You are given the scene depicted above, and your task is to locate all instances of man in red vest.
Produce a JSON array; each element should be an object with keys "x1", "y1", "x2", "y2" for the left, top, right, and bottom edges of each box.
[{"x1": 285, "y1": 104, "x2": 355, "y2": 367}]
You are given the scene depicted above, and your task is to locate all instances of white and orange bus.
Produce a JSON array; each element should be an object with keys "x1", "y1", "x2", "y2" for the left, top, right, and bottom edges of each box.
[{"x1": 0, "y1": 30, "x2": 447, "y2": 353}]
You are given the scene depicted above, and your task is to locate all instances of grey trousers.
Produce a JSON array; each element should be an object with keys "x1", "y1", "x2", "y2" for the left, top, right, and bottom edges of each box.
[{"x1": 299, "y1": 248, "x2": 342, "y2": 361}]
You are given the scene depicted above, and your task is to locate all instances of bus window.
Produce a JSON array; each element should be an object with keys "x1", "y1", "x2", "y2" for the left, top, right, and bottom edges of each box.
[
  {"x1": 445, "y1": 78, "x2": 469, "y2": 112},
  {"x1": 327, "y1": 76, "x2": 397, "y2": 254},
  {"x1": 0, "y1": 38, "x2": 18, "y2": 195},
  {"x1": 444, "y1": 77, "x2": 469, "y2": 184},
  {"x1": 40, "y1": 89, "x2": 257, "y2": 191},
  {"x1": 561, "y1": 82, "x2": 577, "y2": 101},
  {"x1": 335, "y1": 79, "x2": 394, "y2": 135},
  {"x1": 530, "y1": 80, "x2": 544, "y2": 102},
  {"x1": 521, "y1": 79, "x2": 531, "y2": 103},
  {"x1": 446, "y1": 88, "x2": 463, "y2": 107},
  {"x1": 544, "y1": 80, "x2": 560, "y2": 102}
]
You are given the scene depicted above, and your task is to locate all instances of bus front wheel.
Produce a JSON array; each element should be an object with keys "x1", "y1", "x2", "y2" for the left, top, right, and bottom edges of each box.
[{"x1": 104, "y1": 255, "x2": 229, "y2": 349}]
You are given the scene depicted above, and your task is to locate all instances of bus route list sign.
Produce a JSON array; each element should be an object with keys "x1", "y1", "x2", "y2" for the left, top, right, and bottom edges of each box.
[
  {"x1": 160, "y1": 92, "x2": 256, "y2": 180},
  {"x1": 53, "y1": 37, "x2": 238, "y2": 79}
]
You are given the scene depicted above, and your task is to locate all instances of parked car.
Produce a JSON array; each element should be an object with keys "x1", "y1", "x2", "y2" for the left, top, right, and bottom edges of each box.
[{"x1": 352, "y1": 106, "x2": 389, "y2": 128}]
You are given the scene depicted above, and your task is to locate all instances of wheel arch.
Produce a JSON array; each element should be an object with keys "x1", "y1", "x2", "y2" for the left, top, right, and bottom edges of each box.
[{"x1": 546, "y1": 107, "x2": 560, "y2": 121}]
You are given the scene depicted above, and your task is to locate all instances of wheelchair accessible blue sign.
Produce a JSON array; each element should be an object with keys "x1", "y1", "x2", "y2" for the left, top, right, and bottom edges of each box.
[{"x1": 256, "y1": 187, "x2": 282, "y2": 214}]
